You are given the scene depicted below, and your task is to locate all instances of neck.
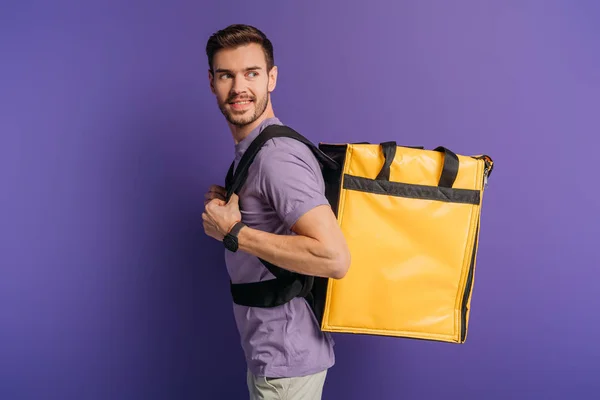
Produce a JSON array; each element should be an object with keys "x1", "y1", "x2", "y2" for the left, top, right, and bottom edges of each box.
[{"x1": 229, "y1": 104, "x2": 276, "y2": 144}]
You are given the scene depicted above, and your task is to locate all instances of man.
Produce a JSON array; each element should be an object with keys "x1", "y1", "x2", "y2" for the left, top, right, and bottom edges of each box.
[{"x1": 201, "y1": 24, "x2": 351, "y2": 399}]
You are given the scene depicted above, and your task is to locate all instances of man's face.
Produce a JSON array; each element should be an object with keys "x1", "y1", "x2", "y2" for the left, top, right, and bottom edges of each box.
[{"x1": 209, "y1": 43, "x2": 277, "y2": 127}]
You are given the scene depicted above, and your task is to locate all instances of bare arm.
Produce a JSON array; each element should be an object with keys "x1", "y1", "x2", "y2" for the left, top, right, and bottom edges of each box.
[
  {"x1": 235, "y1": 204, "x2": 351, "y2": 279},
  {"x1": 202, "y1": 137, "x2": 351, "y2": 279}
]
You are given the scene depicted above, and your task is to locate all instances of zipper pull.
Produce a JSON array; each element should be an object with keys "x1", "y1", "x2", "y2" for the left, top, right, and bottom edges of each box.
[{"x1": 483, "y1": 164, "x2": 490, "y2": 189}]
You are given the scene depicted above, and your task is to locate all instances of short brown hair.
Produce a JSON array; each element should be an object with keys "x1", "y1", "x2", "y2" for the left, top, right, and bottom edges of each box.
[{"x1": 206, "y1": 24, "x2": 274, "y2": 73}]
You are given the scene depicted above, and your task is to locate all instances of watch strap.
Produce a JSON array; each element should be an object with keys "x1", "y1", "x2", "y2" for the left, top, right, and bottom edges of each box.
[{"x1": 228, "y1": 221, "x2": 245, "y2": 237}]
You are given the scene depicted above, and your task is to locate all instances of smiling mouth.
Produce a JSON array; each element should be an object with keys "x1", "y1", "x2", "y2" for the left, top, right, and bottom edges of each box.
[{"x1": 228, "y1": 99, "x2": 254, "y2": 111}]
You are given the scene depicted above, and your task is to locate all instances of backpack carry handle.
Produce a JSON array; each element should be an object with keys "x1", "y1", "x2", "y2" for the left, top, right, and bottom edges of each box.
[
  {"x1": 376, "y1": 141, "x2": 397, "y2": 181},
  {"x1": 376, "y1": 142, "x2": 459, "y2": 188},
  {"x1": 433, "y1": 146, "x2": 459, "y2": 188}
]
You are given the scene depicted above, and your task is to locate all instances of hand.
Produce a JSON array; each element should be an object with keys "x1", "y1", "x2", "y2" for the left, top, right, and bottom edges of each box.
[
  {"x1": 204, "y1": 185, "x2": 227, "y2": 206},
  {"x1": 202, "y1": 193, "x2": 242, "y2": 242}
]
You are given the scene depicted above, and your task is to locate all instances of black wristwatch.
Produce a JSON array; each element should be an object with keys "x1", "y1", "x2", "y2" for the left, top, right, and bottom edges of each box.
[{"x1": 223, "y1": 221, "x2": 246, "y2": 252}]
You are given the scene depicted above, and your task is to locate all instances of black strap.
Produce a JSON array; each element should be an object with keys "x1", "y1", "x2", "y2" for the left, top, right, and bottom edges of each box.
[
  {"x1": 224, "y1": 124, "x2": 338, "y2": 308},
  {"x1": 433, "y1": 146, "x2": 459, "y2": 188},
  {"x1": 376, "y1": 141, "x2": 397, "y2": 180},
  {"x1": 229, "y1": 259, "x2": 313, "y2": 308},
  {"x1": 375, "y1": 142, "x2": 459, "y2": 188},
  {"x1": 225, "y1": 160, "x2": 235, "y2": 193},
  {"x1": 226, "y1": 125, "x2": 338, "y2": 201},
  {"x1": 230, "y1": 274, "x2": 307, "y2": 308}
]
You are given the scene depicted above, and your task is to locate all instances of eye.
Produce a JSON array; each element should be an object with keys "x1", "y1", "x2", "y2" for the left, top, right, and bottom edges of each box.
[
  {"x1": 219, "y1": 73, "x2": 231, "y2": 80},
  {"x1": 247, "y1": 71, "x2": 258, "y2": 78}
]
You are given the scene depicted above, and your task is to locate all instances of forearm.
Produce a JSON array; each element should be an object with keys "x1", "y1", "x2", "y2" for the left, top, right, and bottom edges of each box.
[{"x1": 236, "y1": 225, "x2": 347, "y2": 279}]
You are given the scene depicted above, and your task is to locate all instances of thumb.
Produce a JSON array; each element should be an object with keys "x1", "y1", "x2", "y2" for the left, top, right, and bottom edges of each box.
[
  {"x1": 206, "y1": 198, "x2": 226, "y2": 209},
  {"x1": 228, "y1": 193, "x2": 239, "y2": 205}
]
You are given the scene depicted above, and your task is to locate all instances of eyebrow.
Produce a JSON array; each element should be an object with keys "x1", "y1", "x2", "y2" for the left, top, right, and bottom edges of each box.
[{"x1": 214, "y1": 66, "x2": 263, "y2": 74}]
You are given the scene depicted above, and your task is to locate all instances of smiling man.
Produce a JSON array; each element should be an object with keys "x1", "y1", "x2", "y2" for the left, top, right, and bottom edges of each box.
[{"x1": 201, "y1": 24, "x2": 351, "y2": 399}]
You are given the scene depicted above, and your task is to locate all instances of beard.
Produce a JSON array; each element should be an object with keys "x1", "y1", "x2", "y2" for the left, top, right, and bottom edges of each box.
[{"x1": 218, "y1": 89, "x2": 269, "y2": 127}]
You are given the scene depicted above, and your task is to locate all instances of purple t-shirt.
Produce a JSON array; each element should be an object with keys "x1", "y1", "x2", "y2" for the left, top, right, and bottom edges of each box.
[{"x1": 224, "y1": 117, "x2": 335, "y2": 378}]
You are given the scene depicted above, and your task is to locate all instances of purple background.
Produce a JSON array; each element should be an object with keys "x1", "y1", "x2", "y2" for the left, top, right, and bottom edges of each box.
[{"x1": 2, "y1": 1, "x2": 599, "y2": 399}]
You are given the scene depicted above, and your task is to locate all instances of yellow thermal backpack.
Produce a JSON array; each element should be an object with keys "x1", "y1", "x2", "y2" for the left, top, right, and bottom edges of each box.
[{"x1": 225, "y1": 124, "x2": 494, "y2": 343}]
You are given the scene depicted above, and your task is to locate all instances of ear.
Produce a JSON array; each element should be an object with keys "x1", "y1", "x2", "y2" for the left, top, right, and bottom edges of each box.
[
  {"x1": 268, "y1": 66, "x2": 278, "y2": 93},
  {"x1": 208, "y1": 69, "x2": 215, "y2": 94}
]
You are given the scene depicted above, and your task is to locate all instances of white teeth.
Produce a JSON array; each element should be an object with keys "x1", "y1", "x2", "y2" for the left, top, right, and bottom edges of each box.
[{"x1": 233, "y1": 101, "x2": 250, "y2": 104}]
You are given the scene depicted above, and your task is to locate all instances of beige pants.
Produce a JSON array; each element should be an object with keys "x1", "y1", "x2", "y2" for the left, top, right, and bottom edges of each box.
[{"x1": 246, "y1": 369, "x2": 328, "y2": 400}]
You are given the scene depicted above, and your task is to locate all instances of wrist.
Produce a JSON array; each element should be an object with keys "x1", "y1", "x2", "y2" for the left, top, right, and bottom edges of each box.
[
  {"x1": 224, "y1": 219, "x2": 241, "y2": 236},
  {"x1": 223, "y1": 221, "x2": 247, "y2": 252}
]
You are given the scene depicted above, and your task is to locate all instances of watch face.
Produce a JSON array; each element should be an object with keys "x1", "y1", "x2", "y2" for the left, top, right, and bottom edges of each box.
[{"x1": 223, "y1": 234, "x2": 238, "y2": 252}]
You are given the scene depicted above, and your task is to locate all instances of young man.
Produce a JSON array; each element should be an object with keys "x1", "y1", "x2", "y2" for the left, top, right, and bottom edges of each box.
[{"x1": 201, "y1": 24, "x2": 351, "y2": 399}]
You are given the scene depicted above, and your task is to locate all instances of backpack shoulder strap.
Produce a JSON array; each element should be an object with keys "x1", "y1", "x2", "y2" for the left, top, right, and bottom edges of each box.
[
  {"x1": 224, "y1": 123, "x2": 335, "y2": 308},
  {"x1": 225, "y1": 124, "x2": 338, "y2": 200}
]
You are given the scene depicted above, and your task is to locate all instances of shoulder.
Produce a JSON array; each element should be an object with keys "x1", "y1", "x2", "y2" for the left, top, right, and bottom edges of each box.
[
  {"x1": 259, "y1": 134, "x2": 317, "y2": 162},
  {"x1": 252, "y1": 131, "x2": 329, "y2": 230},
  {"x1": 254, "y1": 133, "x2": 323, "y2": 184}
]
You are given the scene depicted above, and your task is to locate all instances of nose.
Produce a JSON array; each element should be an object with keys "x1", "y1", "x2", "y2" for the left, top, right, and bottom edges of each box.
[{"x1": 231, "y1": 74, "x2": 246, "y2": 95}]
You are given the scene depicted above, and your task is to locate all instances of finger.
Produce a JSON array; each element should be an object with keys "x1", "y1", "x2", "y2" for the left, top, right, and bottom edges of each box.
[
  {"x1": 205, "y1": 192, "x2": 226, "y2": 201},
  {"x1": 205, "y1": 188, "x2": 226, "y2": 197},
  {"x1": 209, "y1": 185, "x2": 227, "y2": 196},
  {"x1": 210, "y1": 198, "x2": 226, "y2": 207},
  {"x1": 205, "y1": 199, "x2": 224, "y2": 211},
  {"x1": 228, "y1": 193, "x2": 239, "y2": 205}
]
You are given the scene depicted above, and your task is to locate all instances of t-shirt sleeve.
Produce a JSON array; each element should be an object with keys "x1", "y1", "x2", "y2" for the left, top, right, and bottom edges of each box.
[{"x1": 257, "y1": 139, "x2": 330, "y2": 231}]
